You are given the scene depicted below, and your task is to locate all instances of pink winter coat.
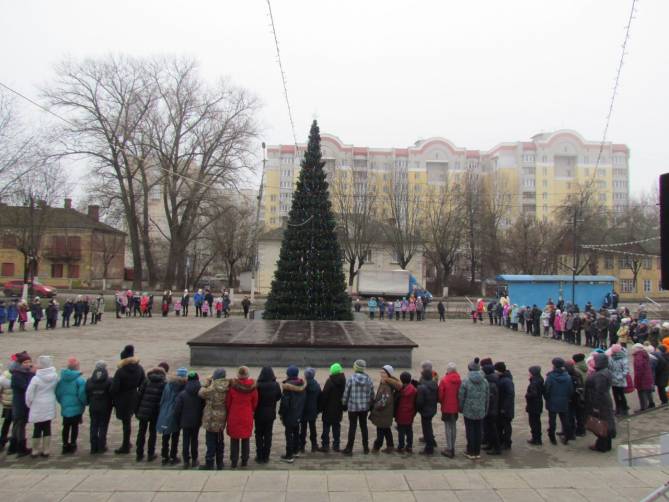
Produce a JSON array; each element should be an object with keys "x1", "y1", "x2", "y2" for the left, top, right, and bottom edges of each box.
[
  {"x1": 554, "y1": 313, "x2": 563, "y2": 332},
  {"x1": 633, "y1": 350, "x2": 654, "y2": 391}
]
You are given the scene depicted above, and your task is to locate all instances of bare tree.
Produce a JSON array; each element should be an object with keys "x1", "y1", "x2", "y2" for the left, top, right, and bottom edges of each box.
[
  {"x1": 91, "y1": 231, "x2": 126, "y2": 290},
  {"x1": 210, "y1": 204, "x2": 256, "y2": 288},
  {"x1": 423, "y1": 183, "x2": 464, "y2": 293},
  {"x1": 331, "y1": 172, "x2": 379, "y2": 290},
  {"x1": 44, "y1": 55, "x2": 155, "y2": 289},
  {"x1": 479, "y1": 169, "x2": 512, "y2": 278},
  {"x1": 382, "y1": 170, "x2": 421, "y2": 269},
  {"x1": 144, "y1": 57, "x2": 258, "y2": 288},
  {"x1": 0, "y1": 90, "x2": 37, "y2": 198},
  {"x1": 461, "y1": 169, "x2": 484, "y2": 285},
  {"x1": 502, "y1": 215, "x2": 558, "y2": 274}
]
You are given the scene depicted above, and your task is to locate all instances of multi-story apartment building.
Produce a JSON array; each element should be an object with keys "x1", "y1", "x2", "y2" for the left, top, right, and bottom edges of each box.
[{"x1": 261, "y1": 129, "x2": 630, "y2": 228}]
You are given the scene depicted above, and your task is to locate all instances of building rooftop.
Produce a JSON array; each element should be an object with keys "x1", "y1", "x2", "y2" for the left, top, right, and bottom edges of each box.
[
  {"x1": 496, "y1": 274, "x2": 617, "y2": 283},
  {"x1": 0, "y1": 204, "x2": 125, "y2": 235}
]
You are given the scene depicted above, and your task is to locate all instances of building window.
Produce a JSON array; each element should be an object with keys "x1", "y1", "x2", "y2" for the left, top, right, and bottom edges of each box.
[
  {"x1": 643, "y1": 257, "x2": 653, "y2": 270},
  {"x1": 542, "y1": 180, "x2": 548, "y2": 188},
  {"x1": 270, "y1": 194, "x2": 277, "y2": 201},
  {"x1": 643, "y1": 279, "x2": 651, "y2": 293},
  {"x1": 51, "y1": 263, "x2": 64, "y2": 278},
  {"x1": 363, "y1": 249, "x2": 373, "y2": 263},
  {"x1": 604, "y1": 256, "x2": 613, "y2": 269},
  {"x1": 68, "y1": 264, "x2": 80, "y2": 279},
  {"x1": 598, "y1": 194, "x2": 606, "y2": 202},
  {"x1": 620, "y1": 279, "x2": 634, "y2": 293},
  {"x1": 1, "y1": 262, "x2": 15, "y2": 276}
]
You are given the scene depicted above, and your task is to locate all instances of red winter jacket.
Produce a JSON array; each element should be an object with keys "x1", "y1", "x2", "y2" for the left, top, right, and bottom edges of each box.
[
  {"x1": 633, "y1": 350, "x2": 654, "y2": 391},
  {"x1": 438, "y1": 371, "x2": 461, "y2": 414},
  {"x1": 395, "y1": 383, "x2": 417, "y2": 426},
  {"x1": 225, "y1": 378, "x2": 258, "y2": 439}
]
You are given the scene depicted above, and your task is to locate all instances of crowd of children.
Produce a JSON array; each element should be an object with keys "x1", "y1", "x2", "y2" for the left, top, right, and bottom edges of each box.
[
  {"x1": 354, "y1": 295, "x2": 433, "y2": 321},
  {"x1": 3, "y1": 335, "x2": 666, "y2": 468},
  {"x1": 0, "y1": 295, "x2": 105, "y2": 333}
]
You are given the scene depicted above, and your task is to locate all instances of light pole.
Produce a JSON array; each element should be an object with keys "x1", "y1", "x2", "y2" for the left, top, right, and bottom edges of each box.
[{"x1": 250, "y1": 142, "x2": 266, "y2": 302}]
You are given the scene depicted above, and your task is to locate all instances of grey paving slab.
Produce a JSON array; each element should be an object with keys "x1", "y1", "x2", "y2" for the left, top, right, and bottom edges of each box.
[
  {"x1": 107, "y1": 493, "x2": 156, "y2": 502},
  {"x1": 61, "y1": 493, "x2": 112, "y2": 502},
  {"x1": 327, "y1": 473, "x2": 368, "y2": 492},
  {"x1": 241, "y1": 491, "x2": 286, "y2": 502},
  {"x1": 32, "y1": 473, "x2": 89, "y2": 492},
  {"x1": 454, "y1": 490, "x2": 503, "y2": 502},
  {"x1": 495, "y1": 488, "x2": 545, "y2": 502},
  {"x1": 536, "y1": 488, "x2": 589, "y2": 501},
  {"x1": 328, "y1": 492, "x2": 372, "y2": 502},
  {"x1": 244, "y1": 471, "x2": 289, "y2": 491},
  {"x1": 197, "y1": 493, "x2": 242, "y2": 502},
  {"x1": 412, "y1": 491, "x2": 459, "y2": 502},
  {"x1": 3, "y1": 491, "x2": 68, "y2": 502},
  {"x1": 0, "y1": 473, "x2": 49, "y2": 491},
  {"x1": 365, "y1": 472, "x2": 410, "y2": 491},
  {"x1": 577, "y1": 486, "x2": 632, "y2": 502},
  {"x1": 283, "y1": 492, "x2": 330, "y2": 502},
  {"x1": 615, "y1": 486, "x2": 659, "y2": 501},
  {"x1": 159, "y1": 472, "x2": 209, "y2": 492},
  {"x1": 201, "y1": 472, "x2": 249, "y2": 491},
  {"x1": 442, "y1": 471, "x2": 489, "y2": 490},
  {"x1": 479, "y1": 471, "x2": 529, "y2": 489},
  {"x1": 403, "y1": 471, "x2": 451, "y2": 491},
  {"x1": 370, "y1": 491, "x2": 416, "y2": 502},
  {"x1": 287, "y1": 473, "x2": 328, "y2": 492},
  {"x1": 627, "y1": 467, "x2": 669, "y2": 485},
  {"x1": 153, "y1": 493, "x2": 200, "y2": 502}
]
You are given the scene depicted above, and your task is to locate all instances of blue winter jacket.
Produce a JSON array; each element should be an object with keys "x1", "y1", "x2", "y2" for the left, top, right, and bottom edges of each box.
[
  {"x1": 544, "y1": 369, "x2": 574, "y2": 413},
  {"x1": 193, "y1": 293, "x2": 204, "y2": 306},
  {"x1": 56, "y1": 368, "x2": 87, "y2": 417},
  {"x1": 0, "y1": 304, "x2": 6, "y2": 323},
  {"x1": 7, "y1": 303, "x2": 18, "y2": 322},
  {"x1": 156, "y1": 377, "x2": 186, "y2": 434}
]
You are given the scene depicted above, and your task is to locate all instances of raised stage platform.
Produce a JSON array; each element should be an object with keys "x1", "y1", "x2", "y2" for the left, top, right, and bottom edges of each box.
[{"x1": 187, "y1": 319, "x2": 418, "y2": 367}]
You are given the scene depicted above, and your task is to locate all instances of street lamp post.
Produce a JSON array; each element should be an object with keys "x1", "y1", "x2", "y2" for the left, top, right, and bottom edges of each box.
[{"x1": 250, "y1": 142, "x2": 266, "y2": 302}]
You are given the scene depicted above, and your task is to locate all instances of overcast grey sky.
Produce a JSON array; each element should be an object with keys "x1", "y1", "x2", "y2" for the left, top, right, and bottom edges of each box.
[{"x1": 1, "y1": 0, "x2": 667, "y2": 196}]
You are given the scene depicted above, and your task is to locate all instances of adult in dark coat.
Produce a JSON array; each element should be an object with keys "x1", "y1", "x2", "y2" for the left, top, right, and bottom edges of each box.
[
  {"x1": 85, "y1": 361, "x2": 113, "y2": 454},
  {"x1": 525, "y1": 366, "x2": 544, "y2": 445},
  {"x1": 111, "y1": 345, "x2": 145, "y2": 454},
  {"x1": 653, "y1": 346, "x2": 669, "y2": 405},
  {"x1": 318, "y1": 363, "x2": 346, "y2": 452},
  {"x1": 416, "y1": 361, "x2": 438, "y2": 455},
  {"x1": 300, "y1": 368, "x2": 322, "y2": 453},
  {"x1": 30, "y1": 299, "x2": 43, "y2": 330},
  {"x1": 135, "y1": 364, "x2": 167, "y2": 461},
  {"x1": 544, "y1": 358, "x2": 573, "y2": 445},
  {"x1": 10, "y1": 352, "x2": 34, "y2": 455},
  {"x1": 481, "y1": 364, "x2": 500, "y2": 454},
  {"x1": 254, "y1": 367, "x2": 282, "y2": 463},
  {"x1": 278, "y1": 366, "x2": 306, "y2": 461},
  {"x1": 585, "y1": 353, "x2": 616, "y2": 452},
  {"x1": 494, "y1": 362, "x2": 515, "y2": 450}
]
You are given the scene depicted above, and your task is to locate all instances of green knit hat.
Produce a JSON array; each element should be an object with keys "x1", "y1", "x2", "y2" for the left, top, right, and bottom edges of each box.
[{"x1": 330, "y1": 362, "x2": 343, "y2": 375}]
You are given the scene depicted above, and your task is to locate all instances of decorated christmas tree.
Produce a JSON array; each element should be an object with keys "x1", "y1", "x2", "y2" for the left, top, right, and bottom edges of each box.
[{"x1": 263, "y1": 120, "x2": 352, "y2": 320}]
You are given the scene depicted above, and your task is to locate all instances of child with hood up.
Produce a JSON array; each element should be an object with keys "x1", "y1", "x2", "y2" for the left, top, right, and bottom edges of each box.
[
  {"x1": 0, "y1": 359, "x2": 13, "y2": 451},
  {"x1": 10, "y1": 351, "x2": 34, "y2": 456},
  {"x1": 198, "y1": 368, "x2": 229, "y2": 470},
  {"x1": 156, "y1": 367, "x2": 188, "y2": 465},
  {"x1": 395, "y1": 371, "x2": 417, "y2": 454},
  {"x1": 438, "y1": 362, "x2": 461, "y2": 458},
  {"x1": 7, "y1": 299, "x2": 18, "y2": 332},
  {"x1": 299, "y1": 367, "x2": 322, "y2": 453},
  {"x1": 370, "y1": 365, "x2": 401, "y2": 453},
  {"x1": 135, "y1": 362, "x2": 168, "y2": 462},
  {"x1": 174, "y1": 371, "x2": 204, "y2": 468},
  {"x1": 85, "y1": 361, "x2": 113, "y2": 454},
  {"x1": 416, "y1": 361, "x2": 438, "y2": 455},
  {"x1": 25, "y1": 355, "x2": 58, "y2": 457},
  {"x1": 318, "y1": 363, "x2": 346, "y2": 452},
  {"x1": 0, "y1": 300, "x2": 6, "y2": 333},
  {"x1": 279, "y1": 365, "x2": 306, "y2": 463},
  {"x1": 525, "y1": 366, "x2": 544, "y2": 445},
  {"x1": 226, "y1": 366, "x2": 258, "y2": 468},
  {"x1": 55, "y1": 357, "x2": 87, "y2": 454},
  {"x1": 254, "y1": 367, "x2": 282, "y2": 463}
]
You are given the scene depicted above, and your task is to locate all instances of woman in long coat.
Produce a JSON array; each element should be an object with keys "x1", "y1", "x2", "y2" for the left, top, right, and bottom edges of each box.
[{"x1": 584, "y1": 353, "x2": 616, "y2": 452}]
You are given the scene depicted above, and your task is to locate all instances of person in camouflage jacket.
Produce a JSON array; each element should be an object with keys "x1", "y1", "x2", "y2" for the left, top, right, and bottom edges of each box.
[{"x1": 198, "y1": 369, "x2": 229, "y2": 470}]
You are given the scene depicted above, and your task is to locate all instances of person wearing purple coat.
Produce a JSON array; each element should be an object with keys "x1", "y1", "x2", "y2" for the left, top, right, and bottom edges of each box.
[{"x1": 632, "y1": 344, "x2": 655, "y2": 411}]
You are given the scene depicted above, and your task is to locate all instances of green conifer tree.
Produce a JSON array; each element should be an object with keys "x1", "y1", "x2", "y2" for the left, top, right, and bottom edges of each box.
[{"x1": 263, "y1": 120, "x2": 352, "y2": 320}]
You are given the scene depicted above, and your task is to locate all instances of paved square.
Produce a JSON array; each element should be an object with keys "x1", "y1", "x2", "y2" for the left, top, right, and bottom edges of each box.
[{"x1": 0, "y1": 315, "x2": 658, "y2": 470}]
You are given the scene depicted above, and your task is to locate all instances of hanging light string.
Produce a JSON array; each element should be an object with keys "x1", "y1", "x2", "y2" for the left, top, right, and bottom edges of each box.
[
  {"x1": 580, "y1": 245, "x2": 659, "y2": 258},
  {"x1": 582, "y1": 236, "x2": 659, "y2": 248},
  {"x1": 266, "y1": 0, "x2": 299, "y2": 150}
]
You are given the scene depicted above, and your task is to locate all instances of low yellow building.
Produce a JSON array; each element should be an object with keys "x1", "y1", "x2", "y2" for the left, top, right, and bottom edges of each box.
[{"x1": 0, "y1": 199, "x2": 126, "y2": 290}]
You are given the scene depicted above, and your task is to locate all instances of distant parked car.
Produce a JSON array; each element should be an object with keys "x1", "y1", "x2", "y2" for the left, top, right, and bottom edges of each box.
[{"x1": 2, "y1": 279, "x2": 57, "y2": 298}]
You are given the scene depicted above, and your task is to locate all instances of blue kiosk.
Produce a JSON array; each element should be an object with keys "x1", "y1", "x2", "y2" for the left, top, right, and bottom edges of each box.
[{"x1": 495, "y1": 275, "x2": 616, "y2": 310}]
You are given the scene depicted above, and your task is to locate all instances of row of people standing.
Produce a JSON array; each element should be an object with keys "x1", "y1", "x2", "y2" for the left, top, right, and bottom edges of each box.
[
  {"x1": 356, "y1": 296, "x2": 430, "y2": 321},
  {"x1": 0, "y1": 295, "x2": 103, "y2": 333}
]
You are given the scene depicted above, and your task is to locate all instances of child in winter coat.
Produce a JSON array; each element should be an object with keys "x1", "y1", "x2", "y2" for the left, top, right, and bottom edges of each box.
[
  {"x1": 135, "y1": 363, "x2": 168, "y2": 462},
  {"x1": 85, "y1": 361, "x2": 113, "y2": 454},
  {"x1": 370, "y1": 365, "x2": 401, "y2": 452},
  {"x1": 55, "y1": 357, "x2": 87, "y2": 454},
  {"x1": 395, "y1": 371, "x2": 417, "y2": 453},
  {"x1": 18, "y1": 301, "x2": 28, "y2": 331},
  {"x1": 215, "y1": 297, "x2": 223, "y2": 318},
  {"x1": 7, "y1": 299, "x2": 18, "y2": 332},
  {"x1": 156, "y1": 367, "x2": 188, "y2": 464},
  {"x1": 201, "y1": 300, "x2": 210, "y2": 317},
  {"x1": 174, "y1": 371, "x2": 204, "y2": 468},
  {"x1": 226, "y1": 366, "x2": 258, "y2": 468},
  {"x1": 279, "y1": 365, "x2": 306, "y2": 463},
  {"x1": 254, "y1": 367, "x2": 282, "y2": 463},
  {"x1": 525, "y1": 366, "x2": 544, "y2": 445},
  {"x1": 198, "y1": 368, "x2": 229, "y2": 470},
  {"x1": 62, "y1": 299, "x2": 74, "y2": 328},
  {"x1": 11, "y1": 351, "x2": 34, "y2": 456},
  {"x1": 633, "y1": 344, "x2": 655, "y2": 410},
  {"x1": 317, "y1": 363, "x2": 346, "y2": 452},
  {"x1": 458, "y1": 359, "x2": 489, "y2": 459},
  {"x1": 341, "y1": 359, "x2": 374, "y2": 455},
  {"x1": 416, "y1": 361, "x2": 438, "y2": 455},
  {"x1": 0, "y1": 361, "x2": 13, "y2": 451},
  {"x1": 0, "y1": 300, "x2": 6, "y2": 333},
  {"x1": 299, "y1": 368, "x2": 322, "y2": 453},
  {"x1": 25, "y1": 355, "x2": 58, "y2": 457},
  {"x1": 174, "y1": 301, "x2": 182, "y2": 316},
  {"x1": 438, "y1": 363, "x2": 461, "y2": 458}
]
